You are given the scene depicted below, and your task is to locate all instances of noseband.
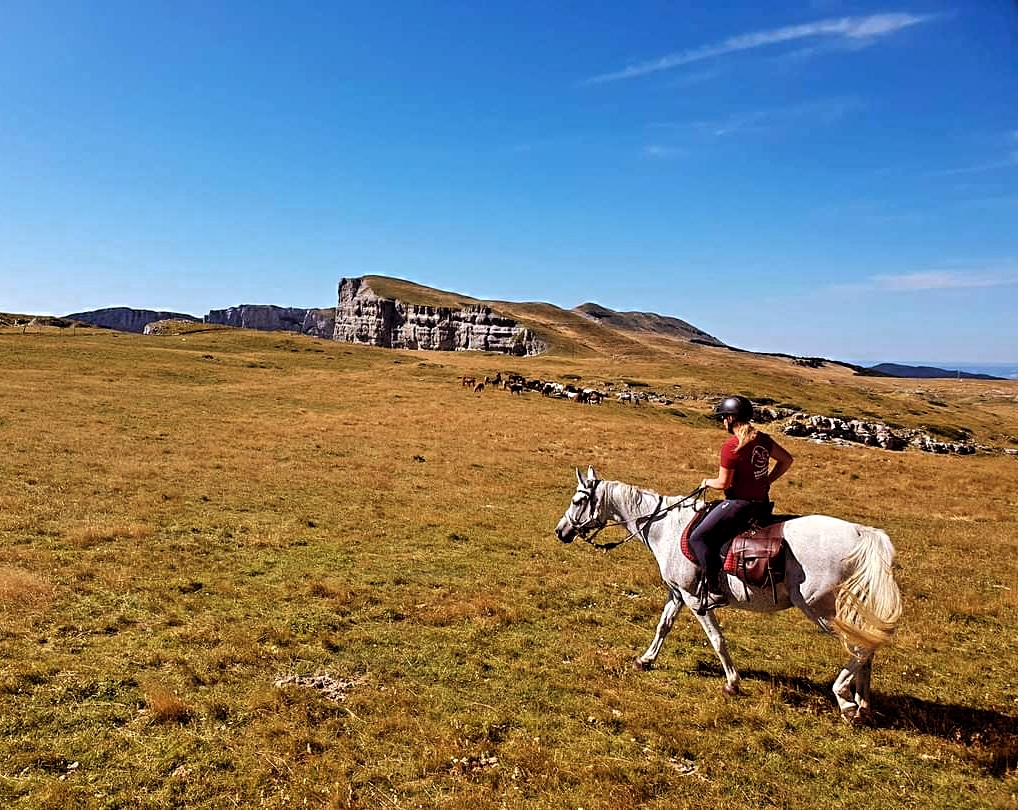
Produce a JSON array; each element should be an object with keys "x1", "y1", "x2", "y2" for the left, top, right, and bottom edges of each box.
[{"x1": 569, "y1": 481, "x2": 608, "y2": 540}]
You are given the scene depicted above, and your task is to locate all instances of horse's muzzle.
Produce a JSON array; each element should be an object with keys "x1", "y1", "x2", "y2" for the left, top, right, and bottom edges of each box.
[{"x1": 554, "y1": 517, "x2": 576, "y2": 543}]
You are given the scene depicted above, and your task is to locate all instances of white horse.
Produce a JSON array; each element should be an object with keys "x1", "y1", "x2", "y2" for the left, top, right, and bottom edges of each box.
[{"x1": 554, "y1": 467, "x2": 902, "y2": 722}]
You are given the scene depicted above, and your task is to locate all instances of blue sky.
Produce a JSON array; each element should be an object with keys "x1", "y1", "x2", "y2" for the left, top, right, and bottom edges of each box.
[{"x1": 1, "y1": 1, "x2": 1016, "y2": 363}]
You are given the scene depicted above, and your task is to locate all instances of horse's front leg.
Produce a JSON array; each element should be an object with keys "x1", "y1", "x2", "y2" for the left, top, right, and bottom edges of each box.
[
  {"x1": 689, "y1": 595, "x2": 741, "y2": 696},
  {"x1": 634, "y1": 591, "x2": 684, "y2": 671}
]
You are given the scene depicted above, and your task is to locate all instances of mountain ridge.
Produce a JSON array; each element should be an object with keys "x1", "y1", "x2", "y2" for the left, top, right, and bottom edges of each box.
[
  {"x1": 862, "y1": 362, "x2": 1003, "y2": 381},
  {"x1": 572, "y1": 302, "x2": 725, "y2": 347},
  {"x1": 8, "y1": 275, "x2": 1001, "y2": 379}
]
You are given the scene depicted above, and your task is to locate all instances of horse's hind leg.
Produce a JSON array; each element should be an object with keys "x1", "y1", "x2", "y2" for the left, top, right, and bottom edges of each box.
[
  {"x1": 833, "y1": 662, "x2": 860, "y2": 721},
  {"x1": 634, "y1": 592, "x2": 684, "y2": 670},
  {"x1": 855, "y1": 656, "x2": 873, "y2": 718},
  {"x1": 833, "y1": 650, "x2": 873, "y2": 723}
]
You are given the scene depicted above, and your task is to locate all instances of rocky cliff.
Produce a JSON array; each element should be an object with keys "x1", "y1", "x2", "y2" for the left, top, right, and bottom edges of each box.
[
  {"x1": 332, "y1": 277, "x2": 546, "y2": 356},
  {"x1": 65, "y1": 307, "x2": 199, "y2": 333},
  {"x1": 205, "y1": 305, "x2": 335, "y2": 339}
]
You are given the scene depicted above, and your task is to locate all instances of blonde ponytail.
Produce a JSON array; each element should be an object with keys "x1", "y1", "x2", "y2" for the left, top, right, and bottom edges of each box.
[{"x1": 733, "y1": 421, "x2": 758, "y2": 450}]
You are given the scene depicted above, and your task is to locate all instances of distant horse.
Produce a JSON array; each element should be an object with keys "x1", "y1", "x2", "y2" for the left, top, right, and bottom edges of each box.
[{"x1": 554, "y1": 467, "x2": 902, "y2": 722}]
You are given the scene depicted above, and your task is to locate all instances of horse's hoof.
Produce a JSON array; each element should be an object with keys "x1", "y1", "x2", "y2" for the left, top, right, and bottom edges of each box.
[
  {"x1": 722, "y1": 683, "x2": 740, "y2": 697},
  {"x1": 633, "y1": 657, "x2": 653, "y2": 671}
]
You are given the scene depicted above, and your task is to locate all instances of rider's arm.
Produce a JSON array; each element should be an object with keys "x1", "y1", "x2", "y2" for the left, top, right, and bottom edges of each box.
[
  {"x1": 701, "y1": 465, "x2": 734, "y2": 491},
  {"x1": 768, "y1": 441, "x2": 793, "y2": 485}
]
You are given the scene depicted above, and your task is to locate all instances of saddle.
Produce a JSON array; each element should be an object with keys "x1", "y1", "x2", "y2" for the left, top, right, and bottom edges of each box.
[{"x1": 680, "y1": 504, "x2": 789, "y2": 597}]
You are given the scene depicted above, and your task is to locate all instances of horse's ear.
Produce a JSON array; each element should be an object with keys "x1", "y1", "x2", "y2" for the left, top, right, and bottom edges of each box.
[
  {"x1": 587, "y1": 465, "x2": 597, "y2": 483},
  {"x1": 575, "y1": 467, "x2": 585, "y2": 487}
]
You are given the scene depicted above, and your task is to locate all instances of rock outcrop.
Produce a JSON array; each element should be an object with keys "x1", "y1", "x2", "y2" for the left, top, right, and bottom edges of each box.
[
  {"x1": 205, "y1": 305, "x2": 335, "y2": 338},
  {"x1": 781, "y1": 413, "x2": 977, "y2": 454},
  {"x1": 143, "y1": 319, "x2": 202, "y2": 336},
  {"x1": 332, "y1": 277, "x2": 546, "y2": 356},
  {"x1": 65, "y1": 307, "x2": 199, "y2": 333}
]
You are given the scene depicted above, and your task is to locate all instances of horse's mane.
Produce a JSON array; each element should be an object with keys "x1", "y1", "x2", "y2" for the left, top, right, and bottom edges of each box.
[
  {"x1": 604, "y1": 480, "x2": 698, "y2": 517},
  {"x1": 603, "y1": 480, "x2": 659, "y2": 512}
]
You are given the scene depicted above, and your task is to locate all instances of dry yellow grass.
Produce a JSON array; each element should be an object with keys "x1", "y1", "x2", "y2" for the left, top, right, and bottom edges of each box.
[
  {"x1": 63, "y1": 521, "x2": 154, "y2": 547},
  {"x1": 0, "y1": 567, "x2": 54, "y2": 611},
  {"x1": 0, "y1": 324, "x2": 1016, "y2": 808},
  {"x1": 141, "y1": 679, "x2": 195, "y2": 725}
]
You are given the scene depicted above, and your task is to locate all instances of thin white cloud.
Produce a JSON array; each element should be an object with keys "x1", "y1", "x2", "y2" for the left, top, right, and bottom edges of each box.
[
  {"x1": 649, "y1": 96, "x2": 861, "y2": 140},
  {"x1": 956, "y1": 195, "x2": 1018, "y2": 209},
  {"x1": 929, "y1": 153, "x2": 1018, "y2": 177},
  {"x1": 872, "y1": 267, "x2": 1018, "y2": 291},
  {"x1": 643, "y1": 144, "x2": 687, "y2": 159},
  {"x1": 650, "y1": 111, "x2": 769, "y2": 139},
  {"x1": 926, "y1": 130, "x2": 1018, "y2": 177},
  {"x1": 582, "y1": 13, "x2": 938, "y2": 85}
]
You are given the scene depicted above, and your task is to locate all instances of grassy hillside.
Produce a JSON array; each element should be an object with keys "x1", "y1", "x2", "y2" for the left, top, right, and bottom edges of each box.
[
  {"x1": 361, "y1": 276, "x2": 482, "y2": 310},
  {"x1": 573, "y1": 302, "x2": 724, "y2": 346},
  {"x1": 1, "y1": 320, "x2": 1016, "y2": 808},
  {"x1": 353, "y1": 276, "x2": 1018, "y2": 449}
]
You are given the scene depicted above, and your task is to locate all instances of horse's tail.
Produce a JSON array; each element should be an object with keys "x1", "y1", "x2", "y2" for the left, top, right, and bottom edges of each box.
[{"x1": 830, "y1": 525, "x2": 902, "y2": 654}]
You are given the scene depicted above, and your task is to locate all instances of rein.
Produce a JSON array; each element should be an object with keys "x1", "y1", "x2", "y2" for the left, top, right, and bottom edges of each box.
[{"x1": 582, "y1": 485, "x2": 706, "y2": 551}]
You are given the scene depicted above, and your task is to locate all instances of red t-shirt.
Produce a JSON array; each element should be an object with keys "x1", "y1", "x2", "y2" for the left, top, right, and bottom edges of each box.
[{"x1": 720, "y1": 432, "x2": 774, "y2": 501}]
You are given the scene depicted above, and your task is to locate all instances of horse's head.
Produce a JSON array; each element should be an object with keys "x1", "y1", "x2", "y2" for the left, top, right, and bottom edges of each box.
[{"x1": 555, "y1": 466, "x2": 607, "y2": 543}]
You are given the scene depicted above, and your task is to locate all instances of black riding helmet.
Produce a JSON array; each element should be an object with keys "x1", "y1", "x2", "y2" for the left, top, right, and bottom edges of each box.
[{"x1": 713, "y1": 395, "x2": 754, "y2": 422}]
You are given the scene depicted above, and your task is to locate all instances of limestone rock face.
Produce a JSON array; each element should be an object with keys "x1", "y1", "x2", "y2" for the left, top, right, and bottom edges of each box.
[
  {"x1": 143, "y1": 319, "x2": 200, "y2": 335},
  {"x1": 65, "y1": 307, "x2": 198, "y2": 333},
  {"x1": 205, "y1": 305, "x2": 335, "y2": 339},
  {"x1": 333, "y1": 277, "x2": 545, "y2": 356}
]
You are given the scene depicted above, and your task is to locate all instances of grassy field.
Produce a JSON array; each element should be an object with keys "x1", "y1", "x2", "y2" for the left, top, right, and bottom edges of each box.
[{"x1": 1, "y1": 324, "x2": 1016, "y2": 809}]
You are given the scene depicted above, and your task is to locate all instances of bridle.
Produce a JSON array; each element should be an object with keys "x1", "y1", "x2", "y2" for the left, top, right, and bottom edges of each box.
[{"x1": 571, "y1": 481, "x2": 707, "y2": 551}]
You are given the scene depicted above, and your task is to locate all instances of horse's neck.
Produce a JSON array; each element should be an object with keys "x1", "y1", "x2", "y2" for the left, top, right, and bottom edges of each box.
[
  {"x1": 602, "y1": 481, "x2": 655, "y2": 523},
  {"x1": 603, "y1": 481, "x2": 693, "y2": 534},
  {"x1": 602, "y1": 484, "x2": 700, "y2": 545}
]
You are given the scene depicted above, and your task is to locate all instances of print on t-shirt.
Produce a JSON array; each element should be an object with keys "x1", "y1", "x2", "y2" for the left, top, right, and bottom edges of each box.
[{"x1": 751, "y1": 445, "x2": 770, "y2": 480}]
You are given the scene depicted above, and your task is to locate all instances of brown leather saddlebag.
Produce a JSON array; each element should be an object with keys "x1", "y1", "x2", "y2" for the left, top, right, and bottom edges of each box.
[{"x1": 723, "y1": 524, "x2": 786, "y2": 588}]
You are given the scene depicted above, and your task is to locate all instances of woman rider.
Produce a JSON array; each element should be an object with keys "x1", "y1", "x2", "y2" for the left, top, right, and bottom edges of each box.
[{"x1": 689, "y1": 395, "x2": 794, "y2": 612}]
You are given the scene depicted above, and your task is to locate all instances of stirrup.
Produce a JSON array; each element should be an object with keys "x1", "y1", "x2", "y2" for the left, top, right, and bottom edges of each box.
[
  {"x1": 696, "y1": 574, "x2": 728, "y2": 614},
  {"x1": 697, "y1": 592, "x2": 728, "y2": 615}
]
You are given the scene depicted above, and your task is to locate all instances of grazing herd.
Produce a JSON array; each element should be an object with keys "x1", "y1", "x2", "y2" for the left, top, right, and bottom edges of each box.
[{"x1": 458, "y1": 372, "x2": 671, "y2": 406}]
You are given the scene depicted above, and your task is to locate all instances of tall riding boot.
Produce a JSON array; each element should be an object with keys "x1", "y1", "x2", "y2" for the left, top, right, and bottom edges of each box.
[{"x1": 697, "y1": 567, "x2": 728, "y2": 614}]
